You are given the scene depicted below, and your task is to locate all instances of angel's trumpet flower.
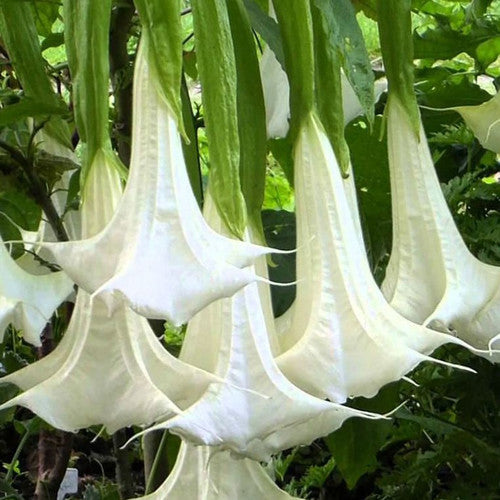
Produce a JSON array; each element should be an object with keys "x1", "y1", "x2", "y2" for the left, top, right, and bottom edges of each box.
[
  {"x1": 135, "y1": 188, "x2": 378, "y2": 462},
  {"x1": 260, "y1": 26, "x2": 386, "y2": 140},
  {"x1": 0, "y1": 292, "x2": 216, "y2": 433},
  {"x1": 0, "y1": 155, "x2": 216, "y2": 433},
  {"x1": 132, "y1": 441, "x2": 300, "y2": 500},
  {"x1": 0, "y1": 236, "x2": 73, "y2": 345},
  {"x1": 440, "y1": 90, "x2": 500, "y2": 154},
  {"x1": 381, "y1": 97, "x2": 500, "y2": 358},
  {"x1": 275, "y1": 114, "x2": 475, "y2": 403},
  {"x1": 40, "y1": 42, "x2": 275, "y2": 325}
]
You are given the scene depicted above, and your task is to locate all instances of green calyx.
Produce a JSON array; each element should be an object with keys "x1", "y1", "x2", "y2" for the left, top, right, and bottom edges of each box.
[{"x1": 377, "y1": 0, "x2": 420, "y2": 138}]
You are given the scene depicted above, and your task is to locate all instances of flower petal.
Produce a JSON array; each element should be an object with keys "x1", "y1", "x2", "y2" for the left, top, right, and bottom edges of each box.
[
  {"x1": 0, "y1": 292, "x2": 216, "y2": 433},
  {"x1": 0, "y1": 238, "x2": 73, "y2": 345},
  {"x1": 276, "y1": 113, "x2": 474, "y2": 403},
  {"x1": 137, "y1": 191, "x2": 377, "y2": 462},
  {"x1": 41, "y1": 42, "x2": 274, "y2": 325},
  {"x1": 132, "y1": 441, "x2": 300, "y2": 500},
  {"x1": 382, "y1": 97, "x2": 500, "y2": 359}
]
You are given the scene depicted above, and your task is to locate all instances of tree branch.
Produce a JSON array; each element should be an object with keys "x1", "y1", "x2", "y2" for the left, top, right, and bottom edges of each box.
[
  {"x1": 109, "y1": 0, "x2": 135, "y2": 167},
  {"x1": 0, "y1": 139, "x2": 69, "y2": 242}
]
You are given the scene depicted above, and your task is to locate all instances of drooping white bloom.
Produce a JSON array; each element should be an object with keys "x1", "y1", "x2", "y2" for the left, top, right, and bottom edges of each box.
[
  {"x1": 136, "y1": 188, "x2": 379, "y2": 462},
  {"x1": 0, "y1": 236, "x2": 73, "y2": 346},
  {"x1": 275, "y1": 113, "x2": 475, "y2": 403},
  {"x1": 382, "y1": 97, "x2": 500, "y2": 358},
  {"x1": 0, "y1": 292, "x2": 216, "y2": 433},
  {"x1": 260, "y1": 44, "x2": 290, "y2": 139},
  {"x1": 260, "y1": 37, "x2": 387, "y2": 139},
  {"x1": 342, "y1": 77, "x2": 387, "y2": 125},
  {"x1": 0, "y1": 152, "x2": 217, "y2": 433},
  {"x1": 41, "y1": 42, "x2": 275, "y2": 325},
  {"x1": 132, "y1": 441, "x2": 301, "y2": 500},
  {"x1": 445, "y1": 90, "x2": 500, "y2": 154}
]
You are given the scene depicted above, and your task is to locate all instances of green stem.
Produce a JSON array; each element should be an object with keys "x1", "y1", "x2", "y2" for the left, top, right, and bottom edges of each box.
[
  {"x1": 5, "y1": 423, "x2": 32, "y2": 483},
  {"x1": 145, "y1": 431, "x2": 169, "y2": 495}
]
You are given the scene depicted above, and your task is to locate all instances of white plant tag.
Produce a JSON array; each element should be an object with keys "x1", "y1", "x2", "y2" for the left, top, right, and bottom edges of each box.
[{"x1": 57, "y1": 468, "x2": 78, "y2": 500}]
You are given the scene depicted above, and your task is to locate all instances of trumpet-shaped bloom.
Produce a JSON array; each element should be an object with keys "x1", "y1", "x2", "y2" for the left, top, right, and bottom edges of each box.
[
  {"x1": 0, "y1": 236, "x2": 73, "y2": 345},
  {"x1": 0, "y1": 153, "x2": 217, "y2": 433},
  {"x1": 41, "y1": 43, "x2": 274, "y2": 325},
  {"x1": 446, "y1": 90, "x2": 500, "y2": 154},
  {"x1": 0, "y1": 292, "x2": 216, "y2": 433},
  {"x1": 137, "y1": 191, "x2": 378, "y2": 462},
  {"x1": 382, "y1": 97, "x2": 500, "y2": 358},
  {"x1": 133, "y1": 441, "x2": 300, "y2": 500},
  {"x1": 275, "y1": 114, "x2": 475, "y2": 403}
]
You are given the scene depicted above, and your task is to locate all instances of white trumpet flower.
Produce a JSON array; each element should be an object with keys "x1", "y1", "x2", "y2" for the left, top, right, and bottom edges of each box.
[
  {"x1": 133, "y1": 441, "x2": 300, "y2": 500},
  {"x1": 260, "y1": 35, "x2": 387, "y2": 139},
  {"x1": 41, "y1": 42, "x2": 275, "y2": 325},
  {"x1": 135, "y1": 187, "x2": 379, "y2": 462},
  {"x1": 260, "y1": 43, "x2": 290, "y2": 139},
  {"x1": 275, "y1": 113, "x2": 475, "y2": 403},
  {"x1": 444, "y1": 90, "x2": 500, "y2": 154},
  {"x1": 0, "y1": 292, "x2": 216, "y2": 433},
  {"x1": 0, "y1": 236, "x2": 73, "y2": 346},
  {"x1": 382, "y1": 97, "x2": 500, "y2": 358},
  {"x1": 0, "y1": 154, "x2": 217, "y2": 433}
]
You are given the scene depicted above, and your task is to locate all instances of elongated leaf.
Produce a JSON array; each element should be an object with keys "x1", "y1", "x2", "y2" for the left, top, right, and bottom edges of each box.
[
  {"x1": 191, "y1": 0, "x2": 247, "y2": 237},
  {"x1": 273, "y1": 0, "x2": 314, "y2": 139},
  {"x1": 228, "y1": 0, "x2": 267, "y2": 235},
  {"x1": 243, "y1": 0, "x2": 284, "y2": 66},
  {"x1": 134, "y1": 0, "x2": 184, "y2": 135},
  {"x1": 312, "y1": 0, "x2": 375, "y2": 125},
  {"x1": 0, "y1": 98, "x2": 67, "y2": 128},
  {"x1": 0, "y1": 0, "x2": 70, "y2": 147},
  {"x1": 63, "y1": 0, "x2": 120, "y2": 183}
]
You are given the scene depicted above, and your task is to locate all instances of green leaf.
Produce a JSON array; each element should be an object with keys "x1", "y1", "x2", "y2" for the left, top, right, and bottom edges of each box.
[
  {"x1": 324, "y1": 384, "x2": 397, "y2": 489},
  {"x1": 31, "y1": 0, "x2": 59, "y2": 37},
  {"x1": 352, "y1": 0, "x2": 378, "y2": 19},
  {"x1": 0, "y1": 0, "x2": 71, "y2": 147},
  {"x1": 191, "y1": 0, "x2": 247, "y2": 237},
  {"x1": 40, "y1": 31, "x2": 64, "y2": 52},
  {"x1": 476, "y1": 36, "x2": 500, "y2": 68},
  {"x1": 262, "y1": 209, "x2": 296, "y2": 317},
  {"x1": 312, "y1": 0, "x2": 375, "y2": 125},
  {"x1": 63, "y1": 0, "x2": 119, "y2": 183},
  {"x1": 228, "y1": 0, "x2": 267, "y2": 235},
  {"x1": 466, "y1": 0, "x2": 494, "y2": 21},
  {"x1": 134, "y1": 0, "x2": 185, "y2": 135},
  {"x1": 180, "y1": 77, "x2": 202, "y2": 206},
  {"x1": 0, "y1": 384, "x2": 17, "y2": 425},
  {"x1": 243, "y1": 0, "x2": 285, "y2": 66},
  {"x1": 413, "y1": 24, "x2": 497, "y2": 61},
  {"x1": 273, "y1": 0, "x2": 314, "y2": 139},
  {"x1": 0, "y1": 97, "x2": 67, "y2": 128}
]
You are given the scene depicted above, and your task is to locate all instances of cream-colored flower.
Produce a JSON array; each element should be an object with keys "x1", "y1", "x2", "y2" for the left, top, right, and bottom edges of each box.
[
  {"x1": 382, "y1": 97, "x2": 500, "y2": 358},
  {"x1": 0, "y1": 236, "x2": 73, "y2": 345},
  {"x1": 276, "y1": 113, "x2": 474, "y2": 403},
  {"x1": 134, "y1": 186, "x2": 378, "y2": 462},
  {"x1": 41, "y1": 42, "x2": 275, "y2": 325},
  {"x1": 131, "y1": 441, "x2": 301, "y2": 500}
]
